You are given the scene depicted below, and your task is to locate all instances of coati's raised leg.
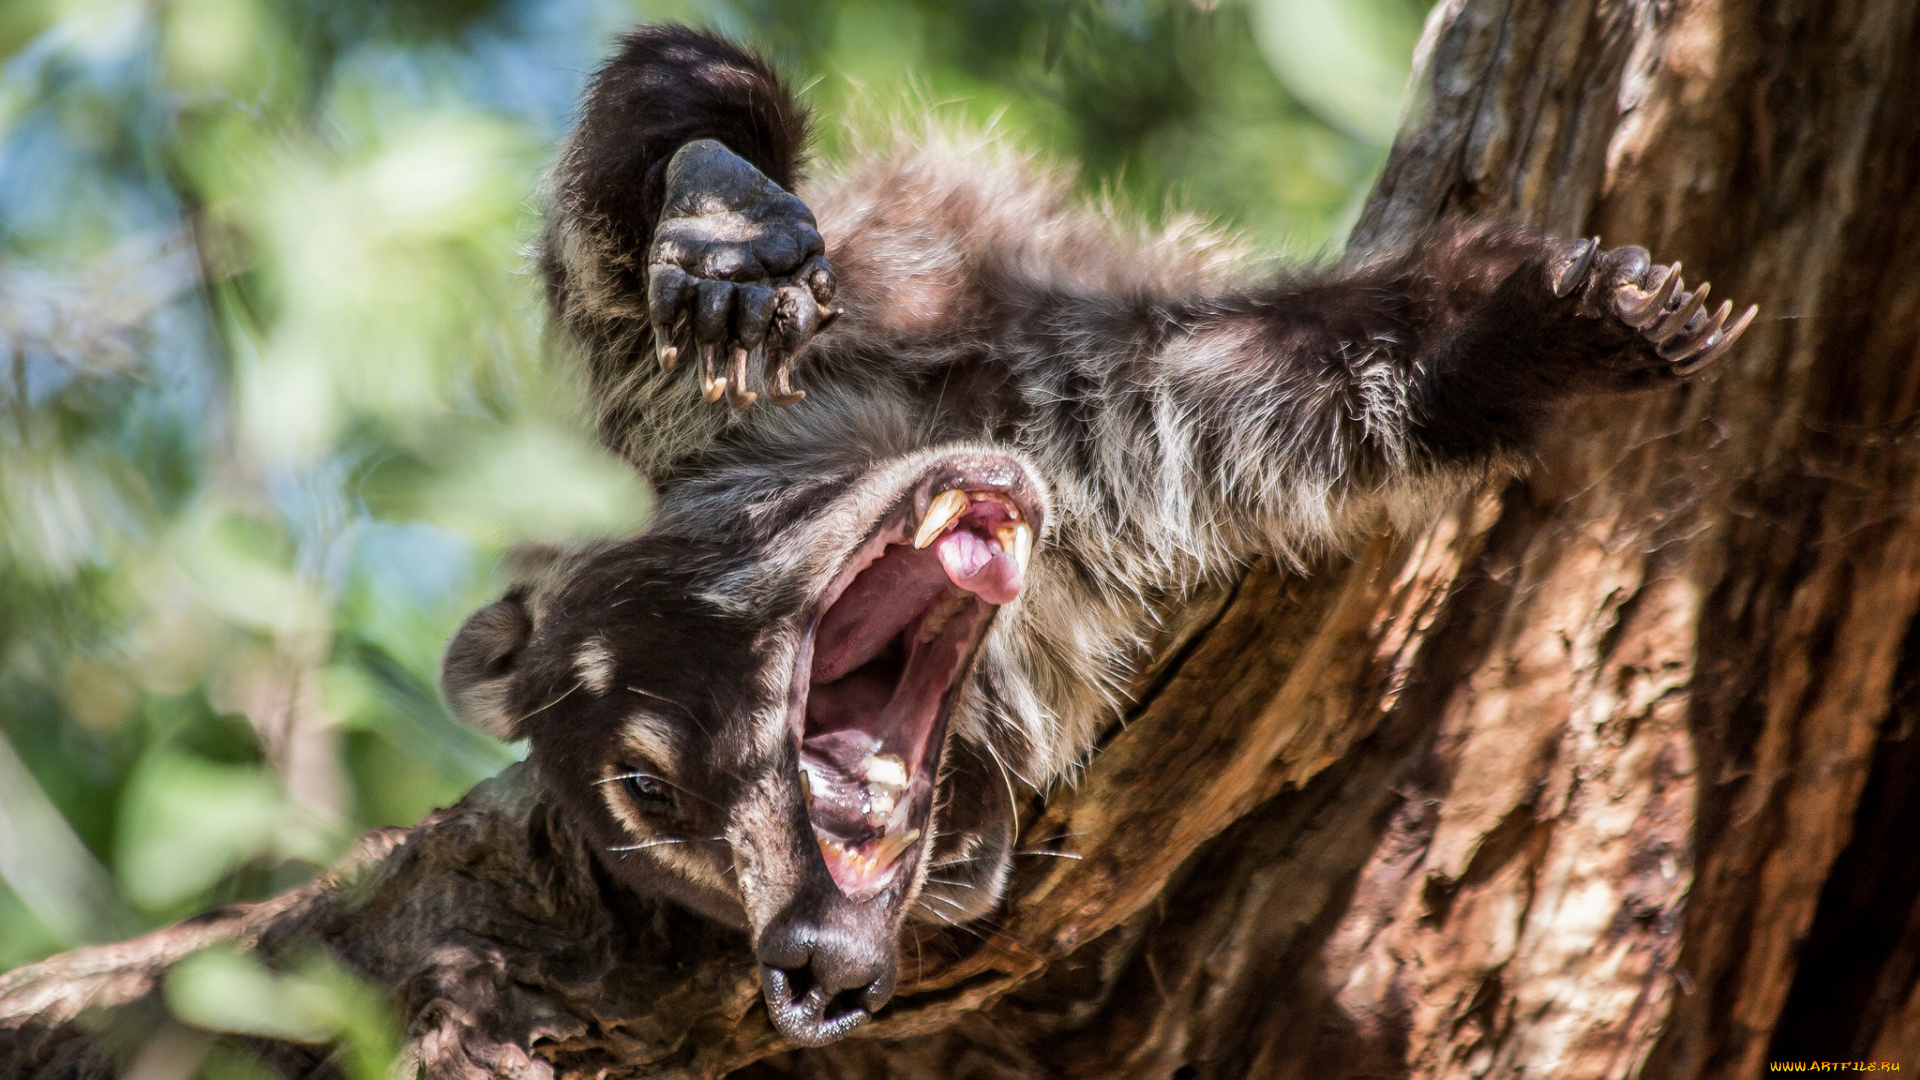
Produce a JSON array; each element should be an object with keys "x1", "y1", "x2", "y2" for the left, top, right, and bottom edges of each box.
[
  {"x1": 541, "y1": 27, "x2": 833, "y2": 420},
  {"x1": 991, "y1": 221, "x2": 1761, "y2": 572},
  {"x1": 646, "y1": 141, "x2": 839, "y2": 406}
]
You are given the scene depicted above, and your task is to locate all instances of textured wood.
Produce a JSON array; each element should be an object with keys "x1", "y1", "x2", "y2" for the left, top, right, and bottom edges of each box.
[{"x1": 8, "y1": 1, "x2": 1920, "y2": 1076}]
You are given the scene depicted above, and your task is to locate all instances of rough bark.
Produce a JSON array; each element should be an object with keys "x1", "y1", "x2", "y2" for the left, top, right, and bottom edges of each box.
[{"x1": 8, "y1": 0, "x2": 1920, "y2": 1076}]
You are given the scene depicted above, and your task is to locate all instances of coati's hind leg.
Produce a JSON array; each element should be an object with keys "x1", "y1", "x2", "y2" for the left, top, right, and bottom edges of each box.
[
  {"x1": 1548, "y1": 237, "x2": 1758, "y2": 381},
  {"x1": 646, "y1": 139, "x2": 841, "y2": 407}
]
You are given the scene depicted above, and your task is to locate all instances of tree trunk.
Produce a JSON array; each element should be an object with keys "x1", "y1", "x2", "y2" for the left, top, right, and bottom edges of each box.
[{"x1": 7, "y1": 0, "x2": 1920, "y2": 1076}]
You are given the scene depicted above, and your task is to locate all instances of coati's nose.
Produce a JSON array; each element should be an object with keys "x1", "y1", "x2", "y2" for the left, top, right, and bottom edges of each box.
[{"x1": 756, "y1": 900, "x2": 897, "y2": 1047}]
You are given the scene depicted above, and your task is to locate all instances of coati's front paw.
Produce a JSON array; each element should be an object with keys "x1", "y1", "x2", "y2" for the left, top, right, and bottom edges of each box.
[
  {"x1": 647, "y1": 139, "x2": 840, "y2": 407},
  {"x1": 1548, "y1": 237, "x2": 1758, "y2": 379}
]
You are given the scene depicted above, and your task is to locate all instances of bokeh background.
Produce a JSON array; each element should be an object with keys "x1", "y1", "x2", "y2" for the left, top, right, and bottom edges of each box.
[{"x1": 0, "y1": 0, "x2": 1426, "y2": 984}]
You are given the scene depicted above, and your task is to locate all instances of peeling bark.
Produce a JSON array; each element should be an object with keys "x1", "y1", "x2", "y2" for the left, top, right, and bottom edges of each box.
[{"x1": 8, "y1": 0, "x2": 1920, "y2": 1076}]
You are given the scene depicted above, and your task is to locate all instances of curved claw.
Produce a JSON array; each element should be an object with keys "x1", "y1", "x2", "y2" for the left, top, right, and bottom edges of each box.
[
  {"x1": 668, "y1": 273, "x2": 836, "y2": 408},
  {"x1": 653, "y1": 325, "x2": 680, "y2": 372},
  {"x1": 1551, "y1": 236, "x2": 1600, "y2": 298},
  {"x1": 1647, "y1": 281, "x2": 1709, "y2": 344},
  {"x1": 699, "y1": 341, "x2": 727, "y2": 402},
  {"x1": 1658, "y1": 300, "x2": 1731, "y2": 361},
  {"x1": 1671, "y1": 303, "x2": 1758, "y2": 375},
  {"x1": 1616, "y1": 262, "x2": 1682, "y2": 327},
  {"x1": 727, "y1": 346, "x2": 758, "y2": 408},
  {"x1": 761, "y1": 286, "x2": 814, "y2": 407},
  {"x1": 765, "y1": 349, "x2": 806, "y2": 406}
]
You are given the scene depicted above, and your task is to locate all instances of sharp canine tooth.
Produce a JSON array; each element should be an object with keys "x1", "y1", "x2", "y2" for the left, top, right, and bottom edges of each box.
[
  {"x1": 915, "y1": 489, "x2": 969, "y2": 549},
  {"x1": 870, "y1": 828, "x2": 921, "y2": 871},
  {"x1": 997, "y1": 521, "x2": 1034, "y2": 574},
  {"x1": 799, "y1": 768, "x2": 812, "y2": 804}
]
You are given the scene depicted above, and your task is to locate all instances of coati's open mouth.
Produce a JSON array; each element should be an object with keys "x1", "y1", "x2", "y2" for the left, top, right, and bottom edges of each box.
[{"x1": 795, "y1": 458, "x2": 1041, "y2": 901}]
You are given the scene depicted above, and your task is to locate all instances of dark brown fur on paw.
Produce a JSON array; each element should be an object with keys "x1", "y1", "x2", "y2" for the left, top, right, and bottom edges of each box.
[
  {"x1": 646, "y1": 139, "x2": 839, "y2": 407},
  {"x1": 1547, "y1": 237, "x2": 1758, "y2": 378}
]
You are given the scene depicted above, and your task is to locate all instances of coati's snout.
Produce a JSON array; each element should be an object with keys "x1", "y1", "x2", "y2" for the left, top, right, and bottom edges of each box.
[
  {"x1": 439, "y1": 446, "x2": 1049, "y2": 1046},
  {"x1": 756, "y1": 887, "x2": 897, "y2": 1045}
]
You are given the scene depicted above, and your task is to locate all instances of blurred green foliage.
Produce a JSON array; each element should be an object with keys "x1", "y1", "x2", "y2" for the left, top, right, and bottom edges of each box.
[
  {"x1": 166, "y1": 946, "x2": 404, "y2": 1079},
  {"x1": 0, "y1": 0, "x2": 1426, "y2": 1064}
]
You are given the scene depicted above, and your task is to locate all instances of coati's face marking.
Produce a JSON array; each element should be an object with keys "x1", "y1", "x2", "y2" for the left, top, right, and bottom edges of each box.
[{"x1": 441, "y1": 446, "x2": 1047, "y2": 1047}]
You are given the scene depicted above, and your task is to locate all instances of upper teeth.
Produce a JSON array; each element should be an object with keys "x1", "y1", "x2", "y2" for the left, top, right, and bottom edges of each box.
[
  {"x1": 914, "y1": 489, "x2": 970, "y2": 549},
  {"x1": 863, "y1": 755, "x2": 907, "y2": 828},
  {"x1": 863, "y1": 754, "x2": 908, "y2": 791},
  {"x1": 914, "y1": 488, "x2": 1035, "y2": 572},
  {"x1": 997, "y1": 521, "x2": 1033, "y2": 573}
]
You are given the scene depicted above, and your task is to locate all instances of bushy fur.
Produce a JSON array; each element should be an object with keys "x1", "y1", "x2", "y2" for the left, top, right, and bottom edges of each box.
[
  {"x1": 443, "y1": 25, "x2": 1746, "y2": 1045},
  {"x1": 541, "y1": 61, "x2": 1573, "y2": 791}
]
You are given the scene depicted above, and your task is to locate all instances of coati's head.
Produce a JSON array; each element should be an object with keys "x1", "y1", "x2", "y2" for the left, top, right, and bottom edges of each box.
[{"x1": 441, "y1": 444, "x2": 1050, "y2": 1046}]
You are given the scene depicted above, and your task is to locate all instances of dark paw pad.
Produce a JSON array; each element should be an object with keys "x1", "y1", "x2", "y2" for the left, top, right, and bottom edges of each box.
[{"x1": 646, "y1": 139, "x2": 841, "y2": 408}]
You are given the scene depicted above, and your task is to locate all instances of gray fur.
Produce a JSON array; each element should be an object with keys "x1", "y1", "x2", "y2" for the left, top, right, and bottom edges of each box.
[{"x1": 444, "y1": 25, "x2": 1750, "y2": 1046}]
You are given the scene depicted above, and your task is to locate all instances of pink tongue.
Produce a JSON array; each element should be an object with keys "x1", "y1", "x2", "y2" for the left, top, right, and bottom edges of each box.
[{"x1": 935, "y1": 530, "x2": 1023, "y2": 605}]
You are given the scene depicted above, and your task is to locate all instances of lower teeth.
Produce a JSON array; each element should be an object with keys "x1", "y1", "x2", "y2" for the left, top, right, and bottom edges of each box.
[
  {"x1": 866, "y1": 828, "x2": 920, "y2": 871},
  {"x1": 819, "y1": 827, "x2": 921, "y2": 878}
]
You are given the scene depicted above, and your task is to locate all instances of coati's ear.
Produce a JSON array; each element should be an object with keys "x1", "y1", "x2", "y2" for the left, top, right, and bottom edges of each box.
[{"x1": 440, "y1": 588, "x2": 534, "y2": 740}]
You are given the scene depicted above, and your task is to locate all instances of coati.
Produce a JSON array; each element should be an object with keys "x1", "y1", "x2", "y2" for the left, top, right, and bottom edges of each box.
[{"x1": 438, "y1": 26, "x2": 1755, "y2": 1048}]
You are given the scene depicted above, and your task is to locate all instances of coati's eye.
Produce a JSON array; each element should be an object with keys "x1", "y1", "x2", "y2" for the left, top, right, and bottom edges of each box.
[{"x1": 621, "y1": 771, "x2": 674, "y2": 807}]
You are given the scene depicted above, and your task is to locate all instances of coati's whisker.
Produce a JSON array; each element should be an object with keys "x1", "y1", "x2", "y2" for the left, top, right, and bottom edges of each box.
[
  {"x1": 923, "y1": 877, "x2": 977, "y2": 889},
  {"x1": 1025, "y1": 831, "x2": 1085, "y2": 845},
  {"x1": 919, "y1": 906, "x2": 988, "y2": 940},
  {"x1": 596, "y1": 770, "x2": 662, "y2": 785},
  {"x1": 626, "y1": 685, "x2": 716, "y2": 741},
  {"x1": 628, "y1": 687, "x2": 742, "y2": 780},
  {"x1": 607, "y1": 836, "x2": 727, "y2": 853},
  {"x1": 919, "y1": 903, "x2": 1027, "y2": 951},
  {"x1": 626, "y1": 685, "x2": 683, "y2": 708},
  {"x1": 981, "y1": 738, "x2": 1024, "y2": 836},
  {"x1": 596, "y1": 771, "x2": 724, "y2": 808},
  {"x1": 1013, "y1": 850, "x2": 1083, "y2": 860},
  {"x1": 510, "y1": 680, "x2": 580, "y2": 727}
]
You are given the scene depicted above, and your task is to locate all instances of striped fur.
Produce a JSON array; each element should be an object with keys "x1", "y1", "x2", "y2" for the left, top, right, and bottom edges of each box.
[{"x1": 442, "y1": 26, "x2": 1729, "y2": 1041}]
